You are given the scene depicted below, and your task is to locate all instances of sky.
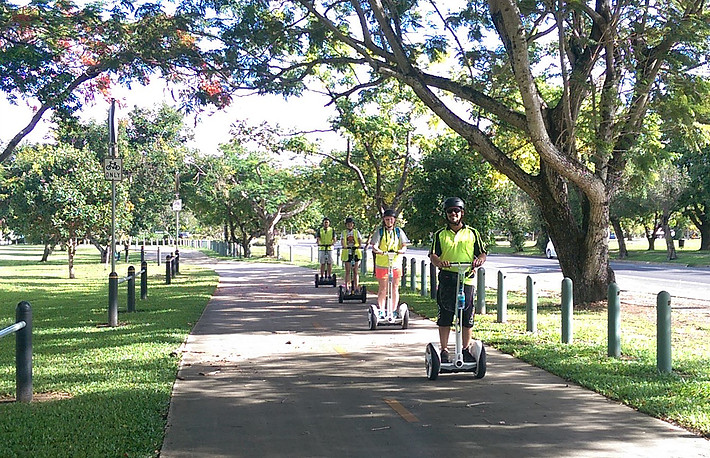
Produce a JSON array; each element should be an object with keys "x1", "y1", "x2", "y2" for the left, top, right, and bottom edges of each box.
[{"x1": 0, "y1": 79, "x2": 344, "y2": 157}]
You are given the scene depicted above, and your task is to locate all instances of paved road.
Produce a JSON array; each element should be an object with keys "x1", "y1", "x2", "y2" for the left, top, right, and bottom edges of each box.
[
  {"x1": 160, "y1": 251, "x2": 709, "y2": 457},
  {"x1": 277, "y1": 243, "x2": 710, "y2": 303}
]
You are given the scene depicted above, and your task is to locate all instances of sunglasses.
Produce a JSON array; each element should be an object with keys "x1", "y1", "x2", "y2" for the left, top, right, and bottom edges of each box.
[{"x1": 446, "y1": 208, "x2": 462, "y2": 214}]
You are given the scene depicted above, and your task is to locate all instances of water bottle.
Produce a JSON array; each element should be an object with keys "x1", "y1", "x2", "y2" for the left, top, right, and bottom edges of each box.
[{"x1": 457, "y1": 289, "x2": 466, "y2": 310}]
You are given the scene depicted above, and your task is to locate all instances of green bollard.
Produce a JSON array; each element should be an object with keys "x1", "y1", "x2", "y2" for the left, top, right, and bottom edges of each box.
[
  {"x1": 127, "y1": 266, "x2": 136, "y2": 313},
  {"x1": 140, "y1": 261, "x2": 148, "y2": 300},
  {"x1": 430, "y1": 262, "x2": 437, "y2": 300},
  {"x1": 608, "y1": 282, "x2": 620, "y2": 358},
  {"x1": 561, "y1": 277, "x2": 573, "y2": 344},
  {"x1": 421, "y1": 260, "x2": 428, "y2": 297},
  {"x1": 410, "y1": 258, "x2": 416, "y2": 290},
  {"x1": 476, "y1": 267, "x2": 486, "y2": 314},
  {"x1": 526, "y1": 275, "x2": 537, "y2": 333},
  {"x1": 497, "y1": 270, "x2": 507, "y2": 323},
  {"x1": 289, "y1": 245, "x2": 293, "y2": 262},
  {"x1": 15, "y1": 301, "x2": 32, "y2": 403},
  {"x1": 108, "y1": 272, "x2": 118, "y2": 327},
  {"x1": 401, "y1": 257, "x2": 407, "y2": 288},
  {"x1": 657, "y1": 291, "x2": 672, "y2": 374}
]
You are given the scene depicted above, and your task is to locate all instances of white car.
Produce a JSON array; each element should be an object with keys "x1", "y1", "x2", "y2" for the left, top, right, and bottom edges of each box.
[{"x1": 546, "y1": 240, "x2": 557, "y2": 259}]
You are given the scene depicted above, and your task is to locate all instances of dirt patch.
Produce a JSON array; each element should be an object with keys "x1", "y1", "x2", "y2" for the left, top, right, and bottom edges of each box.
[{"x1": 0, "y1": 391, "x2": 73, "y2": 403}]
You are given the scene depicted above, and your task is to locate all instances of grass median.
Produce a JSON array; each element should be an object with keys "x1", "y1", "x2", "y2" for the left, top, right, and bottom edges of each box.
[{"x1": 0, "y1": 245, "x2": 217, "y2": 457}]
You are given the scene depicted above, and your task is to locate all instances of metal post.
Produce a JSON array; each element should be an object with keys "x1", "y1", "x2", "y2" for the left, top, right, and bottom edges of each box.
[
  {"x1": 171, "y1": 253, "x2": 177, "y2": 278},
  {"x1": 141, "y1": 261, "x2": 148, "y2": 300},
  {"x1": 311, "y1": 245, "x2": 314, "y2": 263},
  {"x1": 108, "y1": 272, "x2": 118, "y2": 327},
  {"x1": 657, "y1": 291, "x2": 672, "y2": 373},
  {"x1": 421, "y1": 260, "x2": 427, "y2": 297},
  {"x1": 608, "y1": 282, "x2": 621, "y2": 358},
  {"x1": 526, "y1": 275, "x2": 537, "y2": 333},
  {"x1": 140, "y1": 245, "x2": 145, "y2": 263},
  {"x1": 127, "y1": 266, "x2": 136, "y2": 313},
  {"x1": 335, "y1": 247, "x2": 339, "y2": 265},
  {"x1": 401, "y1": 257, "x2": 407, "y2": 288},
  {"x1": 174, "y1": 251, "x2": 179, "y2": 275},
  {"x1": 361, "y1": 248, "x2": 367, "y2": 275},
  {"x1": 15, "y1": 301, "x2": 32, "y2": 403},
  {"x1": 497, "y1": 270, "x2": 507, "y2": 323},
  {"x1": 165, "y1": 255, "x2": 172, "y2": 284},
  {"x1": 476, "y1": 267, "x2": 486, "y2": 314},
  {"x1": 289, "y1": 245, "x2": 293, "y2": 262},
  {"x1": 429, "y1": 262, "x2": 437, "y2": 300},
  {"x1": 157, "y1": 246, "x2": 161, "y2": 266},
  {"x1": 561, "y1": 277, "x2": 573, "y2": 344},
  {"x1": 410, "y1": 258, "x2": 416, "y2": 290}
]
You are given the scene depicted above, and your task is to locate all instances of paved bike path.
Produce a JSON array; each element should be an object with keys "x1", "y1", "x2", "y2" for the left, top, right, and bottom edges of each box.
[{"x1": 160, "y1": 253, "x2": 710, "y2": 457}]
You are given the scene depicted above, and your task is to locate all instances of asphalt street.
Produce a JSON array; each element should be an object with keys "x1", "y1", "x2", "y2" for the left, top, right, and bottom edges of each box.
[{"x1": 159, "y1": 251, "x2": 710, "y2": 457}]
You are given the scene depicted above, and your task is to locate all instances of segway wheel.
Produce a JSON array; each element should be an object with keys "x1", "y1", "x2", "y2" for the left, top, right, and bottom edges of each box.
[
  {"x1": 368, "y1": 305, "x2": 378, "y2": 330},
  {"x1": 331, "y1": 274, "x2": 337, "y2": 287},
  {"x1": 400, "y1": 304, "x2": 409, "y2": 329},
  {"x1": 474, "y1": 345, "x2": 487, "y2": 379},
  {"x1": 315, "y1": 274, "x2": 319, "y2": 288},
  {"x1": 425, "y1": 343, "x2": 440, "y2": 380},
  {"x1": 361, "y1": 285, "x2": 367, "y2": 303},
  {"x1": 338, "y1": 285, "x2": 344, "y2": 303}
]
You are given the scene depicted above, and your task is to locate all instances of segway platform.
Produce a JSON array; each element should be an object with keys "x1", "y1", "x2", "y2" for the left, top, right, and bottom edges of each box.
[
  {"x1": 425, "y1": 340, "x2": 486, "y2": 380},
  {"x1": 315, "y1": 274, "x2": 337, "y2": 288},
  {"x1": 367, "y1": 303, "x2": 409, "y2": 330},
  {"x1": 339, "y1": 285, "x2": 367, "y2": 303}
]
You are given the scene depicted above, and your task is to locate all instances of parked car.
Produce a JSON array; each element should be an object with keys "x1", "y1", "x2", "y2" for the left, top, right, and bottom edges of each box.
[{"x1": 546, "y1": 240, "x2": 557, "y2": 259}]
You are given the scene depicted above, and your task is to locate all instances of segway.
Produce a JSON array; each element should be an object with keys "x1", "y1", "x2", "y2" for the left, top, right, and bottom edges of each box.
[
  {"x1": 314, "y1": 245, "x2": 337, "y2": 287},
  {"x1": 339, "y1": 246, "x2": 367, "y2": 303},
  {"x1": 425, "y1": 262, "x2": 486, "y2": 380},
  {"x1": 368, "y1": 251, "x2": 408, "y2": 330}
]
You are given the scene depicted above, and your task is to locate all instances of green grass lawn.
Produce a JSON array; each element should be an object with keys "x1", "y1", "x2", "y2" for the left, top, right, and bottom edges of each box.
[{"x1": 0, "y1": 245, "x2": 217, "y2": 457}]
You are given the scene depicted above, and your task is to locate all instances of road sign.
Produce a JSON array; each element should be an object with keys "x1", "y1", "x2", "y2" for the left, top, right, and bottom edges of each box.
[
  {"x1": 104, "y1": 158, "x2": 123, "y2": 181},
  {"x1": 172, "y1": 199, "x2": 182, "y2": 211}
]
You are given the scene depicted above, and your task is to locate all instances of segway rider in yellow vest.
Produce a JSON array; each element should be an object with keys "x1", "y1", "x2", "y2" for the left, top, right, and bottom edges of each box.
[
  {"x1": 429, "y1": 197, "x2": 487, "y2": 364},
  {"x1": 369, "y1": 209, "x2": 409, "y2": 312},
  {"x1": 316, "y1": 217, "x2": 337, "y2": 280},
  {"x1": 341, "y1": 217, "x2": 364, "y2": 291}
]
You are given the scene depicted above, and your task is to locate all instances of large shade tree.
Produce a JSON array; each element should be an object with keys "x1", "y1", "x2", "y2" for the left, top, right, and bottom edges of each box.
[
  {"x1": 199, "y1": 0, "x2": 710, "y2": 303},
  {"x1": 0, "y1": 0, "x2": 222, "y2": 162}
]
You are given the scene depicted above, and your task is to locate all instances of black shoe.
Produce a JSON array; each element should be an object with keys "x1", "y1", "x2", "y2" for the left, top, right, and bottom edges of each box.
[
  {"x1": 463, "y1": 348, "x2": 475, "y2": 362},
  {"x1": 440, "y1": 349, "x2": 450, "y2": 363}
]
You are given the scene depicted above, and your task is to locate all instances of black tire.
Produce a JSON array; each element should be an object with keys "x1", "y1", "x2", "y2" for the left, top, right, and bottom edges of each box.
[
  {"x1": 425, "y1": 343, "x2": 440, "y2": 380},
  {"x1": 368, "y1": 305, "x2": 378, "y2": 330},
  {"x1": 315, "y1": 274, "x2": 319, "y2": 288},
  {"x1": 474, "y1": 346, "x2": 487, "y2": 379},
  {"x1": 361, "y1": 285, "x2": 367, "y2": 303},
  {"x1": 338, "y1": 286, "x2": 344, "y2": 303},
  {"x1": 400, "y1": 305, "x2": 409, "y2": 329}
]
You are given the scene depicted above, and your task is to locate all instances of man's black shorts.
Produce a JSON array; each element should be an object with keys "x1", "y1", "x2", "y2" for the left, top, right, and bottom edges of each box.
[{"x1": 436, "y1": 270, "x2": 475, "y2": 328}]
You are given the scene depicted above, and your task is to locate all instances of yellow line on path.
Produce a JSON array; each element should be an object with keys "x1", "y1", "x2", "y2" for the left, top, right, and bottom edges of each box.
[
  {"x1": 383, "y1": 398, "x2": 420, "y2": 423},
  {"x1": 333, "y1": 346, "x2": 349, "y2": 357}
]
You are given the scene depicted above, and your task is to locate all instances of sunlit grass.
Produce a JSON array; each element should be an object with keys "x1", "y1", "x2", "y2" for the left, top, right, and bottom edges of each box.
[{"x1": 0, "y1": 244, "x2": 217, "y2": 457}]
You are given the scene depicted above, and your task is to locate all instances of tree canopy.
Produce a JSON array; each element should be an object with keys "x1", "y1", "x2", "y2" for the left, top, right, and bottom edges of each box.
[{"x1": 191, "y1": 0, "x2": 710, "y2": 303}]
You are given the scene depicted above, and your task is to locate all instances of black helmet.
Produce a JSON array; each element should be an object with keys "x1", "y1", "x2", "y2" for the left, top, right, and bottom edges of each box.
[
  {"x1": 443, "y1": 197, "x2": 465, "y2": 211},
  {"x1": 383, "y1": 209, "x2": 397, "y2": 218},
  {"x1": 345, "y1": 217, "x2": 354, "y2": 224},
  {"x1": 322, "y1": 217, "x2": 330, "y2": 223}
]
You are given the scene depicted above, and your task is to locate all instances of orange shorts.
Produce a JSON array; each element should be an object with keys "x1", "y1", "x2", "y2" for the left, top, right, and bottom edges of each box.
[{"x1": 375, "y1": 266, "x2": 402, "y2": 280}]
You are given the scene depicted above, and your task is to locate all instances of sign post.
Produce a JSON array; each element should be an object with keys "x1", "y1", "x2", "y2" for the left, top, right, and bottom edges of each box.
[{"x1": 107, "y1": 99, "x2": 121, "y2": 327}]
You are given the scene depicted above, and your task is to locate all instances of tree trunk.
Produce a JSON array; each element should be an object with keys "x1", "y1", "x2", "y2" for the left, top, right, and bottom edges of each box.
[
  {"x1": 41, "y1": 243, "x2": 55, "y2": 262},
  {"x1": 541, "y1": 190, "x2": 614, "y2": 304},
  {"x1": 67, "y1": 239, "x2": 76, "y2": 279},
  {"x1": 662, "y1": 213, "x2": 677, "y2": 260},
  {"x1": 609, "y1": 216, "x2": 628, "y2": 259},
  {"x1": 701, "y1": 223, "x2": 710, "y2": 251}
]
